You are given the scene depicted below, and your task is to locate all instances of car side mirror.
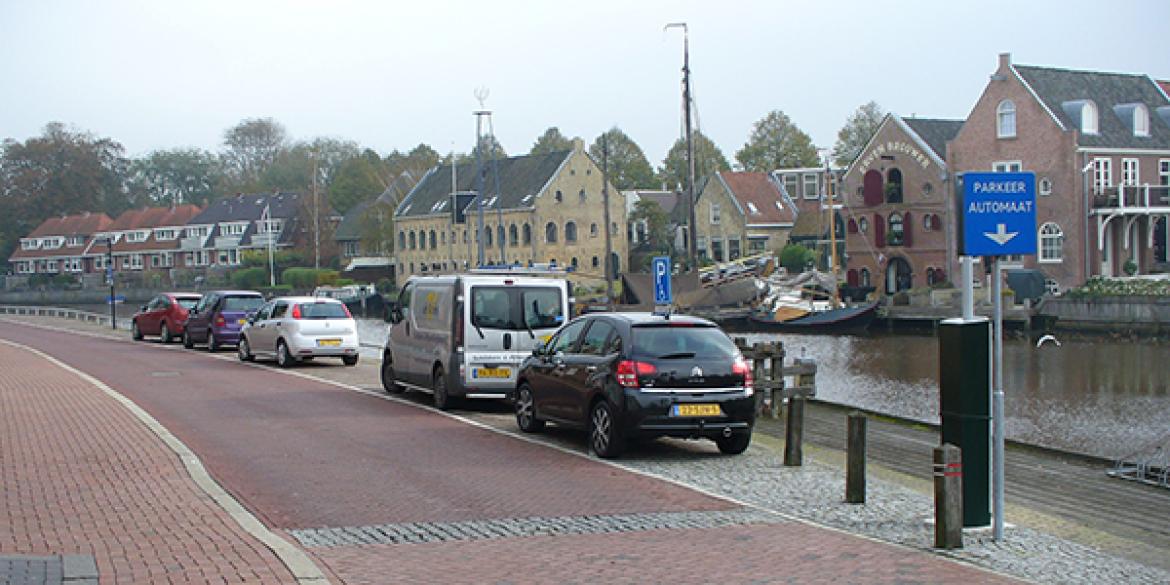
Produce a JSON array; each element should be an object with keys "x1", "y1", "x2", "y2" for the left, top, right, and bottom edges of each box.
[{"x1": 140, "y1": 305, "x2": 148, "y2": 312}]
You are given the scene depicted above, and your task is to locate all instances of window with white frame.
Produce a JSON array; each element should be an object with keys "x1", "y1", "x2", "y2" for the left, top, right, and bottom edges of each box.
[
  {"x1": 1121, "y1": 158, "x2": 1140, "y2": 186},
  {"x1": 1161, "y1": 160, "x2": 1170, "y2": 186},
  {"x1": 783, "y1": 174, "x2": 798, "y2": 198},
  {"x1": 42, "y1": 237, "x2": 64, "y2": 249},
  {"x1": 1081, "y1": 101, "x2": 1098, "y2": 135},
  {"x1": 1093, "y1": 158, "x2": 1112, "y2": 194},
  {"x1": 186, "y1": 226, "x2": 209, "y2": 238},
  {"x1": 121, "y1": 256, "x2": 131, "y2": 269},
  {"x1": 993, "y1": 161, "x2": 1022, "y2": 172},
  {"x1": 20, "y1": 239, "x2": 38, "y2": 250},
  {"x1": 256, "y1": 219, "x2": 282, "y2": 234},
  {"x1": 126, "y1": 230, "x2": 149, "y2": 243},
  {"x1": 66, "y1": 235, "x2": 85, "y2": 247},
  {"x1": 710, "y1": 203, "x2": 721, "y2": 225},
  {"x1": 802, "y1": 174, "x2": 819, "y2": 199},
  {"x1": 1039, "y1": 222, "x2": 1063, "y2": 262},
  {"x1": 184, "y1": 252, "x2": 194, "y2": 266},
  {"x1": 218, "y1": 250, "x2": 229, "y2": 264},
  {"x1": 130, "y1": 254, "x2": 143, "y2": 270},
  {"x1": 93, "y1": 255, "x2": 106, "y2": 269},
  {"x1": 219, "y1": 222, "x2": 247, "y2": 236},
  {"x1": 1135, "y1": 104, "x2": 1150, "y2": 137},
  {"x1": 154, "y1": 228, "x2": 178, "y2": 241},
  {"x1": 1039, "y1": 177, "x2": 1053, "y2": 196},
  {"x1": 151, "y1": 254, "x2": 161, "y2": 268},
  {"x1": 344, "y1": 241, "x2": 359, "y2": 257},
  {"x1": 997, "y1": 100, "x2": 1016, "y2": 138},
  {"x1": 162, "y1": 252, "x2": 174, "y2": 267}
]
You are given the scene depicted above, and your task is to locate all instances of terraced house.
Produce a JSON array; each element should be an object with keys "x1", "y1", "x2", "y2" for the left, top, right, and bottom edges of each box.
[
  {"x1": 8, "y1": 211, "x2": 114, "y2": 276},
  {"x1": 392, "y1": 141, "x2": 627, "y2": 280},
  {"x1": 948, "y1": 53, "x2": 1170, "y2": 290},
  {"x1": 181, "y1": 192, "x2": 308, "y2": 269},
  {"x1": 105, "y1": 204, "x2": 203, "y2": 275}
]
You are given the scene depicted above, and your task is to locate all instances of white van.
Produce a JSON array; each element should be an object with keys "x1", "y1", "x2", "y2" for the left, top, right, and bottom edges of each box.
[{"x1": 381, "y1": 272, "x2": 572, "y2": 409}]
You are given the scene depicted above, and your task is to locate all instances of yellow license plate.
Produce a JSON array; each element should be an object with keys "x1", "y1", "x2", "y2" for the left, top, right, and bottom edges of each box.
[
  {"x1": 317, "y1": 339, "x2": 341, "y2": 347},
  {"x1": 474, "y1": 367, "x2": 510, "y2": 379},
  {"x1": 237, "y1": 319, "x2": 247, "y2": 325},
  {"x1": 673, "y1": 403, "x2": 723, "y2": 417}
]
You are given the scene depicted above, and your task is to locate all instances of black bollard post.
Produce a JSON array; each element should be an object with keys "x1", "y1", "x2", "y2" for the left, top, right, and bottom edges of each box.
[
  {"x1": 934, "y1": 443, "x2": 964, "y2": 549},
  {"x1": 783, "y1": 396, "x2": 804, "y2": 466},
  {"x1": 846, "y1": 411, "x2": 866, "y2": 504}
]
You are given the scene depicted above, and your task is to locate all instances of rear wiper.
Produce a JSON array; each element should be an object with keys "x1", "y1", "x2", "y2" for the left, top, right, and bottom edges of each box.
[
  {"x1": 656, "y1": 352, "x2": 696, "y2": 359},
  {"x1": 472, "y1": 320, "x2": 485, "y2": 339},
  {"x1": 524, "y1": 300, "x2": 537, "y2": 339}
]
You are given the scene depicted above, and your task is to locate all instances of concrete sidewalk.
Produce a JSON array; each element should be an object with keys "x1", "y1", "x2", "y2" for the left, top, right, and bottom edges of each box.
[{"x1": 0, "y1": 339, "x2": 302, "y2": 585}]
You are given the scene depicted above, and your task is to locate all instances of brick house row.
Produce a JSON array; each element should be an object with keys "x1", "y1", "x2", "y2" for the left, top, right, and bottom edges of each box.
[{"x1": 8, "y1": 192, "x2": 310, "y2": 282}]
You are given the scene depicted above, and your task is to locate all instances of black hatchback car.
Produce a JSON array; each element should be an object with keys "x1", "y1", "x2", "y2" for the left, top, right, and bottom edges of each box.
[{"x1": 513, "y1": 312, "x2": 756, "y2": 458}]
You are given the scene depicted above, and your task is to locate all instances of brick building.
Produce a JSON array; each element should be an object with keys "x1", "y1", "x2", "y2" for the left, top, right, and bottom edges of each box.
[
  {"x1": 692, "y1": 171, "x2": 797, "y2": 262},
  {"x1": 105, "y1": 205, "x2": 203, "y2": 275},
  {"x1": 181, "y1": 192, "x2": 308, "y2": 269},
  {"x1": 948, "y1": 54, "x2": 1170, "y2": 290},
  {"x1": 774, "y1": 166, "x2": 845, "y2": 271},
  {"x1": 392, "y1": 141, "x2": 627, "y2": 280},
  {"x1": 9, "y1": 212, "x2": 113, "y2": 275},
  {"x1": 841, "y1": 115, "x2": 962, "y2": 294}
]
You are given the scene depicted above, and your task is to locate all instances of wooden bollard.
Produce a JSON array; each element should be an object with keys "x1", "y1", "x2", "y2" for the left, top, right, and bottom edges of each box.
[
  {"x1": 934, "y1": 443, "x2": 964, "y2": 549},
  {"x1": 846, "y1": 411, "x2": 866, "y2": 504},
  {"x1": 768, "y1": 344, "x2": 784, "y2": 420},
  {"x1": 783, "y1": 396, "x2": 804, "y2": 466}
]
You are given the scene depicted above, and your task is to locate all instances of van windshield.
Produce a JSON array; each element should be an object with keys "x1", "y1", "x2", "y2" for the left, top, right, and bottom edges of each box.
[{"x1": 471, "y1": 286, "x2": 564, "y2": 331}]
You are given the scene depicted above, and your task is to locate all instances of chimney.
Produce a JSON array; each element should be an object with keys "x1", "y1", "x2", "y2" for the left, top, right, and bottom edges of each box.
[{"x1": 991, "y1": 52, "x2": 1012, "y2": 81}]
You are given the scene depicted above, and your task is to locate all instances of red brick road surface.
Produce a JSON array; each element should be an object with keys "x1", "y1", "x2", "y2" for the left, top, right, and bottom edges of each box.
[
  {"x1": 0, "y1": 320, "x2": 1023, "y2": 584},
  {"x1": 0, "y1": 336, "x2": 294, "y2": 584}
]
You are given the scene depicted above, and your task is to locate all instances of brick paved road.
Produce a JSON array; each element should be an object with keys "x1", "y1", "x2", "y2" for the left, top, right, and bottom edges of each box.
[
  {"x1": 0, "y1": 319, "x2": 1022, "y2": 584},
  {"x1": 0, "y1": 338, "x2": 294, "y2": 584}
]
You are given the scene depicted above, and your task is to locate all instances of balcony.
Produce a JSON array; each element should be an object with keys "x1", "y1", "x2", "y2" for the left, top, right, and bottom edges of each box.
[
  {"x1": 180, "y1": 235, "x2": 206, "y2": 250},
  {"x1": 251, "y1": 233, "x2": 279, "y2": 247},
  {"x1": 214, "y1": 236, "x2": 242, "y2": 249},
  {"x1": 1091, "y1": 184, "x2": 1170, "y2": 213}
]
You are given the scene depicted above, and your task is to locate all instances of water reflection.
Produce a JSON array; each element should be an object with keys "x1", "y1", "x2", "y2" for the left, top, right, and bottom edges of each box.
[{"x1": 356, "y1": 317, "x2": 1167, "y2": 460}]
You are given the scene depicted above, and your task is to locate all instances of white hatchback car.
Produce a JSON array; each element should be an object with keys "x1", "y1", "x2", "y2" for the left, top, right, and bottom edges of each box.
[{"x1": 238, "y1": 296, "x2": 360, "y2": 367}]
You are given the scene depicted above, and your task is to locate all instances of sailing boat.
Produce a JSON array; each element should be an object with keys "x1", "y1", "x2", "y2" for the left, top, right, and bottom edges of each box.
[{"x1": 747, "y1": 165, "x2": 878, "y2": 332}]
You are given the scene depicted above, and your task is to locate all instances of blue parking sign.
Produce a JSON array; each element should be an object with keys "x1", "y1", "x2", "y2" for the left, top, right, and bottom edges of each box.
[
  {"x1": 959, "y1": 172, "x2": 1037, "y2": 257},
  {"x1": 652, "y1": 256, "x2": 672, "y2": 305}
]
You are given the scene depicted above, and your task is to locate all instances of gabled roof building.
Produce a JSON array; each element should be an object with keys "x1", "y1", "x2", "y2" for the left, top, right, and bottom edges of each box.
[{"x1": 691, "y1": 171, "x2": 797, "y2": 263}]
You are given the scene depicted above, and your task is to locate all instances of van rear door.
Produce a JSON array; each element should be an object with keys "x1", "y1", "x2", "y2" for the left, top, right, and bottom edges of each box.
[{"x1": 463, "y1": 282, "x2": 567, "y2": 391}]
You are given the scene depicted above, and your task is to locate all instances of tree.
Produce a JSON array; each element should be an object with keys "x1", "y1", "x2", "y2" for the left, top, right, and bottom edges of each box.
[
  {"x1": 832, "y1": 101, "x2": 885, "y2": 168},
  {"x1": 780, "y1": 244, "x2": 815, "y2": 273},
  {"x1": 589, "y1": 128, "x2": 656, "y2": 190},
  {"x1": 129, "y1": 148, "x2": 221, "y2": 205},
  {"x1": 530, "y1": 127, "x2": 575, "y2": 155},
  {"x1": 0, "y1": 123, "x2": 135, "y2": 268},
  {"x1": 456, "y1": 135, "x2": 507, "y2": 166},
  {"x1": 356, "y1": 200, "x2": 396, "y2": 257},
  {"x1": 328, "y1": 156, "x2": 383, "y2": 215},
  {"x1": 734, "y1": 110, "x2": 820, "y2": 172},
  {"x1": 659, "y1": 131, "x2": 730, "y2": 189},
  {"x1": 629, "y1": 199, "x2": 671, "y2": 252},
  {"x1": 220, "y1": 117, "x2": 288, "y2": 189},
  {"x1": 383, "y1": 143, "x2": 441, "y2": 189}
]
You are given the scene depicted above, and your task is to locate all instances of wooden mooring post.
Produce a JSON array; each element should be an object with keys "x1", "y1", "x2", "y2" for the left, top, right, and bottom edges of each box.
[
  {"x1": 934, "y1": 443, "x2": 964, "y2": 549},
  {"x1": 734, "y1": 339, "x2": 817, "y2": 466},
  {"x1": 846, "y1": 411, "x2": 866, "y2": 504}
]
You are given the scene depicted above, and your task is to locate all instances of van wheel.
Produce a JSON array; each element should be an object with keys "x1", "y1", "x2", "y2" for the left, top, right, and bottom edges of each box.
[
  {"x1": 433, "y1": 368, "x2": 451, "y2": 410},
  {"x1": 590, "y1": 400, "x2": 624, "y2": 459},
  {"x1": 159, "y1": 322, "x2": 173, "y2": 344},
  {"x1": 381, "y1": 358, "x2": 402, "y2": 393},
  {"x1": 131, "y1": 321, "x2": 143, "y2": 341},
  {"x1": 515, "y1": 383, "x2": 545, "y2": 433}
]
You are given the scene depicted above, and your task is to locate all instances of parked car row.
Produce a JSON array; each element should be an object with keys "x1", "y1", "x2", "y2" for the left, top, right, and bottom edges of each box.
[
  {"x1": 131, "y1": 290, "x2": 360, "y2": 368},
  {"x1": 380, "y1": 273, "x2": 758, "y2": 458}
]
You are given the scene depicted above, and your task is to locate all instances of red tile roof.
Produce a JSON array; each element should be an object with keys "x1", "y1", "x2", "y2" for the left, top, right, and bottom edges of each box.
[
  {"x1": 715, "y1": 172, "x2": 796, "y2": 225},
  {"x1": 109, "y1": 204, "x2": 205, "y2": 253},
  {"x1": 26, "y1": 212, "x2": 113, "y2": 238}
]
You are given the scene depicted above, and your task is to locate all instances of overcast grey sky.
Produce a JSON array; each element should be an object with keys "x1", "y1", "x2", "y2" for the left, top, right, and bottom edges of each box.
[{"x1": 3, "y1": 0, "x2": 1168, "y2": 166}]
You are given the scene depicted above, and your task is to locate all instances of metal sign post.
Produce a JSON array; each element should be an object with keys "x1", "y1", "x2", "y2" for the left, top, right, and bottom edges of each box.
[
  {"x1": 957, "y1": 171, "x2": 1037, "y2": 541},
  {"x1": 651, "y1": 256, "x2": 672, "y2": 316}
]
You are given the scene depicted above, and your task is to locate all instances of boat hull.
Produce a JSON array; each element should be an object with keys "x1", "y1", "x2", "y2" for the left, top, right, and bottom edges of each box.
[{"x1": 747, "y1": 302, "x2": 878, "y2": 332}]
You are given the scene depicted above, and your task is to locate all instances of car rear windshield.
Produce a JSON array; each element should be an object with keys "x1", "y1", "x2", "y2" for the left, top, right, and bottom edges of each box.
[
  {"x1": 631, "y1": 324, "x2": 738, "y2": 359},
  {"x1": 176, "y1": 298, "x2": 199, "y2": 310},
  {"x1": 221, "y1": 296, "x2": 264, "y2": 312},
  {"x1": 471, "y1": 286, "x2": 564, "y2": 331},
  {"x1": 297, "y1": 301, "x2": 349, "y2": 319}
]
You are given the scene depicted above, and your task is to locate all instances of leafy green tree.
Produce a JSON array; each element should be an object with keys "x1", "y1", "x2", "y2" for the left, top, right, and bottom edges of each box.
[
  {"x1": 0, "y1": 123, "x2": 136, "y2": 268},
  {"x1": 530, "y1": 127, "x2": 575, "y2": 155},
  {"x1": 659, "y1": 131, "x2": 730, "y2": 189},
  {"x1": 589, "y1": 128, "x2": 656, "y2": 190},
  {"x1": 780, "y1": 244, "x2": 815, "y2": 273},
  {"x1": 328, "y1": 156, "x2": 383, "y2": 215},
  {"x1": 220, "y1": 117, "x2": 288, "y2": 189},
  {"x1": 356, "y1": 200, "x2": 396, "y2": 256},
  {"x1": 129, "y1": 148, "x2": 222, "y2": 205},
  {"x1": 629, "y1": 199, "x2": 671, "y2": 252},
  {"x1": 735, "y1": 110, "x2": 820, "y2": 172},
  {"x1": 456, "y1": 135, "x2": 507, "y2": 166},
  {"x1": 383, "y1": 144, "x2": 441, "y2": 191},
  {"x1": 832, "y1": 101, "x2": 885, "y2": 167},
  {"x1": 258, "y1": 137, "x2": 361, "y2": 194}
]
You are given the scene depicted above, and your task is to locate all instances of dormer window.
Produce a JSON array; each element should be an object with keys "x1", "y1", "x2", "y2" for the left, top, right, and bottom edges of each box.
[
  {"x1": 746, "y1": 202, "x2": 760, "y2": 215},
  {"x1": 1081, "y1": 101, "x2": 1098, "y2": 135},
  {"x1": 1134, "y1": 104, "x2": 1150, "y2": 137},
  {"x1": 997, "y1": 100, "x2": 1016, "y2": 138},
  {"x1": 66, "y1": 235, "x2": 85, "y2": 247},
  {"x1": 126, "y1": 230, "x2": 149, "y2": 243}
]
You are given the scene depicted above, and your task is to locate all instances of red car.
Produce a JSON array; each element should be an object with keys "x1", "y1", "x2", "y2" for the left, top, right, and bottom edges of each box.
[{"x1": 131, "y1": 292, "x2": 202, "y2": 343}]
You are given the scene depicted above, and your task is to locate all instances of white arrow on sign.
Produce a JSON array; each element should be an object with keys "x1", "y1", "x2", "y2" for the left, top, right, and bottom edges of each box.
[{"x1": 984, "y1": 223, "x2": 1018, "y2": 246}]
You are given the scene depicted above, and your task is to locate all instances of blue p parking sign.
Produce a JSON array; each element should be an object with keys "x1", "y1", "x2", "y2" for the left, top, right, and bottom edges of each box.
[
  {"x1": 959, "y1": 172, "x2": 1037, "y2": 257},
  {"x1": 652, "y1": 256, "x2": 672, "y2": 305}
]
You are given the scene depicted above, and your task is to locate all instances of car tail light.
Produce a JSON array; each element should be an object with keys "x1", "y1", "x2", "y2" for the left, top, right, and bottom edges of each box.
[
  {"x1": 616, "y1": 360, "x2": 656, "y2": 388},
  {"x1": 214, "y1": 314, "x2": 225, "y2": 327},
  {"x1": 733, "y1": 357, "x2": 754, "y2": 395},
  {"x1": 342, "y1": 304, "x2": 352, "y2": 318},
  {"x1": 291, "y1": 304, "x2": 302, "y2": 319}
]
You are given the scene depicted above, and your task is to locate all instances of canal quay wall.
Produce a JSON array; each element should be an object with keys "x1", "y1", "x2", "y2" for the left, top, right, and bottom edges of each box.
[{"x1": 1038, "y1": 296, "x2": 1170, "y2": 334}]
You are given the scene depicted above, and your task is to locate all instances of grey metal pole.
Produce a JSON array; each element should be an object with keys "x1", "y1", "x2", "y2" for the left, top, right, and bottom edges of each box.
[
  {"x1": 961, "y1": 257, "x2": 974, "y2": 320},
  {"x1": 992, "y1": 256, "x2": 1005, "y2": 540},
  {"x1": 107, "y1": 239, "x2": 115, "y2": 330}
]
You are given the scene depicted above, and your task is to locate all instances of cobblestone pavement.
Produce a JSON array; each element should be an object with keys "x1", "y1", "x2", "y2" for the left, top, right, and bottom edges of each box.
[
  {"x1": 0, "y1": 337, "x2": 296, "y2": 584},
  {"x1": 5, "y1": 315, "x2": 1162, "y2": 583}
]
